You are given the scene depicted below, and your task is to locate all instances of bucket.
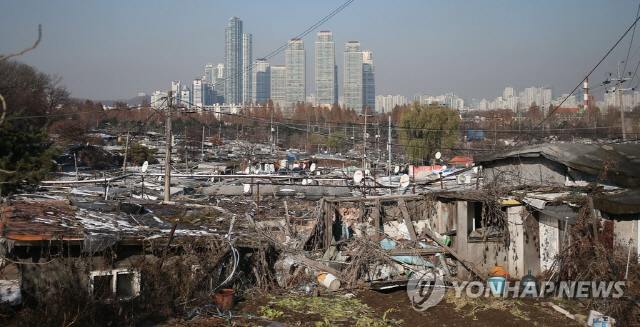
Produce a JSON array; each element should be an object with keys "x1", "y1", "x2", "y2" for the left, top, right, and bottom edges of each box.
[
  {"x1": 214, "y1": 289, "x2": 235, "y2": 310},
  {"x1": 487, "y1": 277, "x2": 506, "y2": 296},
  {"x1": 316, "y1": 272, "x2": 341, "y2": 291}
]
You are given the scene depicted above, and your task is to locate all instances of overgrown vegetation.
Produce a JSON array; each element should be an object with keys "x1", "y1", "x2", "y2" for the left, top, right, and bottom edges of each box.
[
  {"x1": 2, "y1": 238, "x2": 278, "y2": 326},
  {"x1": 258, "y1": 295, "x2": 403, "y2": 326}
]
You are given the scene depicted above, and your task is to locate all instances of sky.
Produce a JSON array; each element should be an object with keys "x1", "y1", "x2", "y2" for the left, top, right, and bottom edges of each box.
[{"x1": 3, "y1": 0, "x2": 640, "y2": 103}]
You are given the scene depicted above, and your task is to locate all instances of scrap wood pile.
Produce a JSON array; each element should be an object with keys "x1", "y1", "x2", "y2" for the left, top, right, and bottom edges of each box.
[{"x1": 248, "y1": 195, "x2": 487, "y2": 294}]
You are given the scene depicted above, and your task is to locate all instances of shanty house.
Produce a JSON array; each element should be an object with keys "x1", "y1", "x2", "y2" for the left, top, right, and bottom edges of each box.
[{"x1": 476, "y1": 143, "x2": 640, "y2": 268}]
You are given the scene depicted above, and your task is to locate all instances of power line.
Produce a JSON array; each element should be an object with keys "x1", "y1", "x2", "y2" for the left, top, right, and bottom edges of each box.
[{"x1": 514, "y1": 13, "x2": 640, "y2": 143}]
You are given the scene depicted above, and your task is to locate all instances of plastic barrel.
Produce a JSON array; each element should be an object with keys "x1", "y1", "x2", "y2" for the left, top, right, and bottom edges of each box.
[{"x1": 487, "y1": 277, "x2": 506, "y2": 296}]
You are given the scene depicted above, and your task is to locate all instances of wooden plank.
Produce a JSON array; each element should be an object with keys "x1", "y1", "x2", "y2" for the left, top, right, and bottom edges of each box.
[
  {"x1": 398, "y1": 199, "x2": 417, "y2": 241},
  {"x1": 322, "y1": 193, "x2": 424, "y2": 203},
  {"x1": 373, "y1": 199, "x2": 380, "y2": 238},
  {"x1": 284, "y1": 201, "x2": 292, "y2": 236},
  {"x1": 421, "y1": 228, "x2": 485, "y2": 281},
  {"x1": 588, "y1": 197, "x2": 599, "y2": 242},
  {"x1": 293, "y1": 255, "x2": 344, "y2": 279},
  {"x1": 387, "y1": 248, "x2": 444, "y2": 255}
]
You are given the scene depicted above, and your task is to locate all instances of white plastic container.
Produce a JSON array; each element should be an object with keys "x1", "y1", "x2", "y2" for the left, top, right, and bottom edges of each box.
[{"x1": 316, "y1": 272, "x2": 340, "y2": 291}]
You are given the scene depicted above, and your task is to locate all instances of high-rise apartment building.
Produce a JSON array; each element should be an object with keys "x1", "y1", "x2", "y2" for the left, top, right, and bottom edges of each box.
[
  {"x1": 181, "y1": 87, "x2": 191, "y2": 109},
  {"x1": 252, "y1": 59, "x2": 270, "y2": 105},
  {"x1": 171, "y1": 81, "x2": 181, "y2": 106},
  {"x1": 315, "y1": 31, "x2": 337, "y2": 108},
  {"x1": 224, "y1": 17, "x2": 251, "y2": 105},
  {"x1": 192, "y1": 79, "x2": 203, "y2": 108},
  {"x1": 204, "y1": 64, "x2": 214, "y2": 86},
  {"x1": 242, "y1": 33, "x2": 252, "y2": 104},
  {"x1": 270, "y1": 65, "x2": 286, "y2": 110},
  {"x1": 213, "y1": 63, "x2": 225, "y2": 104},
  {"x1": 362, "y1": 51, "x2": 375, "y2": 112},
  {"x1": 285, "y1": 38, "x2": 306, "y2": 110},
  {"x1": 343, "y1": 41, "x2": 363, "y2": 112}
]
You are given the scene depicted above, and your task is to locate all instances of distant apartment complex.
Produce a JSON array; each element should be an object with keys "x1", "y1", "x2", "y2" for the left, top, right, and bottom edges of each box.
[
  {"x1": 315, "y1": 31, "x2": 337, "y2": 108},
  {"x1": 156, "y1": 19, "x2": 382, "y2": 114},
  {"x1": 285, "y1": 39, "x2": 306, "y2": 110}
]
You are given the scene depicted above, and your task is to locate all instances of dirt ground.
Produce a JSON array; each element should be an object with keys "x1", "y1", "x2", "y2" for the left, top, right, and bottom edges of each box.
[{"x1": 164, "y1": 287, "x2": 588, "y2": 327}]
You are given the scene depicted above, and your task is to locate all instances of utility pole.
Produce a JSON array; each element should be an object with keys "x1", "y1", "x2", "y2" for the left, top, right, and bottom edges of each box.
[
  {"x1": 388, "y1": 115, "x2": 392, "y2": 195},
  {"x1": 164, "y1": 90, "x2": 172, "y2": 202},
  {"x1": 122, "y1": 131, "x2": 129, "y2": 174},
  {"x1": 605, "y1": 61, "x2": 632, "y2": 141},
  {"x1": 363, "y1": 112, "x2": 367, "y2": 169}
]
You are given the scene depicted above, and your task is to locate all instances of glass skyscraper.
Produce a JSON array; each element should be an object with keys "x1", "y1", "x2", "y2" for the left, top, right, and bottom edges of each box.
[
  {"x1": 252, "y1": 59, "x2": 270, "y2": 105},
  {"x1": 285, "y1": 38, "x2": 306, "y2": 110},
  {"x1": 315, "y1": 31, "x2": 337, "y2": 108},
  {"x1": 242, "y1": 33, "x2": 252, "y2": 104},
  {"x1": 224, "y1": 17, "x2": 251, "y2": 105},
  {"x1": 362, "y1": 51, "x2": 375, "y2": 112},
  {"x1": 343, "y1": 41, "x2": 363, "y2": 111}
]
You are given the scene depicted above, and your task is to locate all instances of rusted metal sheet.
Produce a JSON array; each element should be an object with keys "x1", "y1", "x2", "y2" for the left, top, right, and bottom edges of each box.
[{"x1": 1, "y1": 200, "x2": 83, "y2": 241}]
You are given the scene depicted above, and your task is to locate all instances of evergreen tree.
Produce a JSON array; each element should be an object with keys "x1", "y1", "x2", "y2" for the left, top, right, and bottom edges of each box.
[{"x1": 0, "y1": 60, "x2": 64, "y2": 196}]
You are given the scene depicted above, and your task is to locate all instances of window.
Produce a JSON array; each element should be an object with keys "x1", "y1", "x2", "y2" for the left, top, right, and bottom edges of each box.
[{"x1": 90, "y1": 269, "x2": 140, "y2": 300}]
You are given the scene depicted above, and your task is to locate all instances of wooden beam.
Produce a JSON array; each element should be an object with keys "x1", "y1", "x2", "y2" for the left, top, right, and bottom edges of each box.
[
  {"x1": 373, "y1": 199, "x2": 380, "y2": 238},
  {"x1": 421, "y1": 228, "x2": 485, "y2": 281},
  {"x1": 387, "y1": 248, "x2": 444, "y2": 255},
  {"x1": 293, "y1": 255, "x2": 344, "y2": 279},
  {"x1": 398, "y1": 199, "x2": 417, "y2": 241}
]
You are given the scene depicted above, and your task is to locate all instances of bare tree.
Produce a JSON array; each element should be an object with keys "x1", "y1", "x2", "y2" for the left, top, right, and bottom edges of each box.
[{"x1": 0, "y1": 24, "x2": 41, "y2": 126}]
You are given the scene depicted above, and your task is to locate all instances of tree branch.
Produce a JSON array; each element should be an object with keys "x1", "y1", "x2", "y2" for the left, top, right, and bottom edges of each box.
[
  {"x1": 0, "y1": 24, "x2": 42, "y2": 126},
  {"x1": 0, "y1": 93, "x2": 5, "y2": 126},
  {"x1": 0, "y1": 24, "x2": 42, "y2": 61}
]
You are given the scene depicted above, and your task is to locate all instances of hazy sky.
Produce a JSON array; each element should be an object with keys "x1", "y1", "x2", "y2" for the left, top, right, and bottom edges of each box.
[{"x1": 4, "y1": 0, "x2": 640, "y2": 103}]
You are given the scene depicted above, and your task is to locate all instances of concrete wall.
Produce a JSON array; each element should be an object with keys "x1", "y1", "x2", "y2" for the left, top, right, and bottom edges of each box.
[
  {"x1": 483, "y1": 157, "x2": 566, "y2": 187},
  {"x1": 455, "y1": 201, "x2": 509, "y2": 279},
  {"x1": 453, "y1": 203, "x2": 540, "y2": 279},
  {"x1": 539, "y1": 213, "x2": 560, "y2": 271},
  {"x1": 507, "y1": 206, "x2": 540, "y2": 278},
  {"x1": 613, "y1": 219, "x2": 640, "y2": 260},
  {"x1": 432, "y1": 200, "x2": 456, "y2": 234}
]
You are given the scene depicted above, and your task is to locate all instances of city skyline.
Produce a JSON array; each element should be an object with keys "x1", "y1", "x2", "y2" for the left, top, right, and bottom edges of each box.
[{"x1": 4, "y1": 1, "x2": 640, "y2": 103}]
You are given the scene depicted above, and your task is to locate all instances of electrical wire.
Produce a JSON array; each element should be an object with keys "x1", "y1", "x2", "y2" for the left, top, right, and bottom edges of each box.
[{"x1": 514, "y1": 13, "x2": 640, "y2": 143}]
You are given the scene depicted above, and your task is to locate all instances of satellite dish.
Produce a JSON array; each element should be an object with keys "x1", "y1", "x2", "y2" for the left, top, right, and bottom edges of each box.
[
  {"x1": 435, "y1": 152, "x2": 442, "y2": 160},
  {"x1": 353, "y1": 170, "x2": 363, "y2": 183},
  {"x1": 244, "y1": 167, "x2": 250, "y2": 174},
  {"x1": 243, "y1": 184, "x2": 251, "y2": 194},
  {"x1": 316, "y1": 171, "x2": 320, "y2": 176},
  {"x1": 400, "y1": 174, "x2": 410, "y2": 188},
  {"x1": 364, "y1": 169, "x2": 370, "y2": 176},
  {"x1": 442, "y1": 165, "x2": 447, "y2": 170},
  {"x1": 141, "y1": 161, "x2": 149, "y2": 173},
  {"x1": 302, "y1": 163, "x2": 307, "y2": 169},
  {"x1": 310, "y1": 163, "x2": 316, "y2": 172},
  {"x1": 394, "y1": 166, "x2": 400, "y2": 174},
  {"x1": 302, "y1": 179, "x2": 308, "y2": 185},
  {"x1": 473, "y1": 166, "x2": 479, "y2": 174}
]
